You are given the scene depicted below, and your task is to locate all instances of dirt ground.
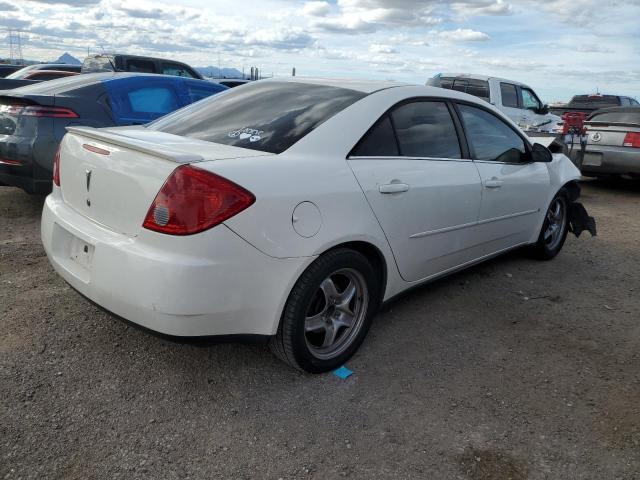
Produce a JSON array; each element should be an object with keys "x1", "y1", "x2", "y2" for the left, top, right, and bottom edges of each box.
[{"x1": 1, "y1": 180, "x2": 639, "y2": 480}]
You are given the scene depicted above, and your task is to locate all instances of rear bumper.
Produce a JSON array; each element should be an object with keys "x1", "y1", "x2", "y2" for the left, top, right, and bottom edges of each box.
[
  {"x1": 41, "y1": 191, "x2": 313, "y2": 337},
  {"x1": 0, "y1": 134, "x2": 58, "y2": 193},
  {"x1": 580, "y1": 146, "x2": 640, "y2": 176}
]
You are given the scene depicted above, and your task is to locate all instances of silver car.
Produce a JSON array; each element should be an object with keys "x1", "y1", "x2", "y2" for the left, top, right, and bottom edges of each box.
[{"x1": 581, "y1": 107, "x2": 640, "y2": 179}]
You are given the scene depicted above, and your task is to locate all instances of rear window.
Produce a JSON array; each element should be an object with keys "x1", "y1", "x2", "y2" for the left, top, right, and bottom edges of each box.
[
  {"x1": 147, "y1": 81, "x2": 367, "y2": 154},
  {"x1": 589, "y1": 110, "x2": 640, "y2": 124},
  {"x1": 570, "y1": 95, "x2": 621, "y2": 108}
]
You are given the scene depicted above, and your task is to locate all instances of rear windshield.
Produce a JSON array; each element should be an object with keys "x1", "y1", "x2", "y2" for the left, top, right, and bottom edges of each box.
[
  {"x1": 82, "y1": 55, "x2": 116, "y2": 73},
  {"x1": 147, "y1": 81, "x2": 367, "y2": 154},
  {"x1": 569, "y1": 95, "x2": 620, "y2": 108},
  {"x1": 589, "y1": 110, "x2": 640, "y2": 124}
]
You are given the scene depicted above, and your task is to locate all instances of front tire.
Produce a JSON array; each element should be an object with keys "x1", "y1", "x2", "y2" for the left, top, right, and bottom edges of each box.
[
  {"x1": 529, "y1": 188, "x2": 570, "y2": 260},
  {"x1": 270, "y1": 248, "x2": 380, "y2": 373}
]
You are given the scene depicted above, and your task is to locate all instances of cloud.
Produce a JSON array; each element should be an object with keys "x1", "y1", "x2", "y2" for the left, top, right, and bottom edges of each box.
[
  {"x1": 0, "y1": 1, "x2": 16, "y2": 11},
  {"x1": 369, "y1": 44, "x2": 397, "y2": 54},
  {"x1": 452, "y1": 0, "x2": 512, "y2": 17},
  {"x1": 302, "y1": 1, "x2": 331, "y2": 16},
  {"x1": 437, "y1": 28, "x2": 490, "y2": 42},
  {"x1": 24, "y1": 0, "x2": 100, "y2": 5}
]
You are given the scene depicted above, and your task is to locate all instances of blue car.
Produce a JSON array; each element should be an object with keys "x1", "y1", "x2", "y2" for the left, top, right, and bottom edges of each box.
[{"x1": 0, "y1": 73, "x2": 228, "y2": 194}]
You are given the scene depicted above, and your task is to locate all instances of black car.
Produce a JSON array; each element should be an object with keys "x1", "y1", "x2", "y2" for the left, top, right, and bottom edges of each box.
[
  {"x1": 0, "y1": 65, "x2": 23, "y2": 78},
  {"x1": 82, "y1": 54, "x2": 202, "y2": 79},
  {"x1": 0, "y1": 73, "x2": 227, "y2": 194}
]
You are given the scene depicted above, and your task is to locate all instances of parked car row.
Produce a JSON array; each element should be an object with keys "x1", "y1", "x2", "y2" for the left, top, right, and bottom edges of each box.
[{"x1": 0, "y1": 72, "x2": 228, "y2": 193}]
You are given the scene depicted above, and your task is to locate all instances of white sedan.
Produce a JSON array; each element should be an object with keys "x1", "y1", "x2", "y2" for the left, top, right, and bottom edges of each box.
[{"x1": 42, "y1": 78, "x2": 592, "y2": 372}]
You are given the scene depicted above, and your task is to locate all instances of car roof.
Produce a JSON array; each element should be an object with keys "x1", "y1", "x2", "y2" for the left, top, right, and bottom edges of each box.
[
  {"x1": 263, "y1": 76, "x2": 411, "y2": 94},
  {"x1": 4, "y1": 72, "x2": 206, "y2": 96}
]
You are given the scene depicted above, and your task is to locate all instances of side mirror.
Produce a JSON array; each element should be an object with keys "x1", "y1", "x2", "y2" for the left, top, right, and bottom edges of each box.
[
  {"x1": 531, "y1": 143, "x2": 553, "y2": 163},
  {"x1": 536, "y1": 104, "x2": 549, "y2": 115}
]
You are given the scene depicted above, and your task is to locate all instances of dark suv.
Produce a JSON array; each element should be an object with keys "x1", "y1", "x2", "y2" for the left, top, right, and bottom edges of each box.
[{"x1": 82, "y1": 54, "x2": 202, "y2": 79}]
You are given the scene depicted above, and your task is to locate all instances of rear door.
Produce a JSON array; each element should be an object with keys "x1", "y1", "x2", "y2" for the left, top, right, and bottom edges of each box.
[
  {"x1": 348, "y1": 100, "x2": 483, "y2": 282},
  {"x1": 456, "y1": 103, "x2": 549, "y2": 253}
]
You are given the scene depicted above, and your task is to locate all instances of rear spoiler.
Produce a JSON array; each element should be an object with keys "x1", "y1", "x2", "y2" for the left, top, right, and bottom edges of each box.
[
  {"x1": 584, "y1": 121, "x2": 640, "y2": 129},
  {"x1": 66, "y1": 126, "x2": 204, "y2": 164}
]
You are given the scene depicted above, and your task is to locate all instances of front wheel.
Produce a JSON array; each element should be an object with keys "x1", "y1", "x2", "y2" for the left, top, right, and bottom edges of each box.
[
  {"x1": 269, "y1": 248, "x2": 380, "y2": 373},
  {"x1": 529, "y1": 189, "x2": 570, "y2": 260}
]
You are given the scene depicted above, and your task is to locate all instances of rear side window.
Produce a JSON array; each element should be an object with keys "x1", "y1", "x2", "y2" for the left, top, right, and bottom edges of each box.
[
  {"x1": 438, "y1": 78, "x2": 490, "y2": 102},
  {"x1": 351, "y1": 116, "x2": 399, "y2": 157},
  {"x1": 391, "y1": 101, "x2": 461, "y2": 158},
  {"x1": 105, "y1": 79, "x2": 183, "y2": 125},
  {"x1": 127, "y1": 59, "x2": 156, "y2": 73},
  {"x1": 500, "y1": 83, "x2": 519, "y2": 108},
  {"x1": 458, "y1": 104, "x2": 526, "y2": 162},
  {"x1": 465, "y1": 80, "x2": 490, "y2": 102},
  {"x1": 82, "y1": 55, "x2": 116, "y2": 73},
  {"x1": 147, "y1": 81, "x2": 366, "y2": 154}
]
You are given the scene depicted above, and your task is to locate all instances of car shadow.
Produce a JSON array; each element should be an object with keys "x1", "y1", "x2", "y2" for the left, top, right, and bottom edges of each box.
[{"x1": 581, "y1": 177, "x2": 640, "y2": 195}]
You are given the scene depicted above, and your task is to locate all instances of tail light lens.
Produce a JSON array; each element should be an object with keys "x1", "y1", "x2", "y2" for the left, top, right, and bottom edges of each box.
[
  {"x1": 52, "y1": 145, "x2": 61, "y2": 187},
  {"x1": 143, "y1": 165, "x2": 255, "y2": 235},
  {"x1": 623, "y1": 132, "x2": 640, "y2": 148},
  {"x1": 1, "y1": 104, "x2": 78, "y2": 118}
]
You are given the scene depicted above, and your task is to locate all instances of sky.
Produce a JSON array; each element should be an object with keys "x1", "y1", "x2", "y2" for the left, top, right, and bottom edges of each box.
[{"x1": 1, "y1": 0, "x2": 639, "y2": 102}]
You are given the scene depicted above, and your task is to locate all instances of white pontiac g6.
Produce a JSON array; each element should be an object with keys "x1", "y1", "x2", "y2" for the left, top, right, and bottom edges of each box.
[{"x1": 42, "y1": 78, "x2": 590, "y2": 372}]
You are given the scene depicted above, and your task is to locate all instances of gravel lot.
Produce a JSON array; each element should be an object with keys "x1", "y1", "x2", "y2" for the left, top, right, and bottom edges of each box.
[{"x1": 1, "y1": 180, "x2": 639, "y2": 480}]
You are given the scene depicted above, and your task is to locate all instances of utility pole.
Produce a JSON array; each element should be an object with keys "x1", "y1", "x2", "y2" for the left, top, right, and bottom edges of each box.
[{"x1": 8, "y1": 29, "x2": 24, "y2": 65}]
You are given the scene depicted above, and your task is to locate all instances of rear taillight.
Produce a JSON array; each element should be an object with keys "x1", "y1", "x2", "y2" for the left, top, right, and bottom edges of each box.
[
  {"x1": 143, "y1": 165, "x2": 255, "y2": 235},
  {"x1": 1, "y1": 104, "x2": 78, "y2": 118},
  {"x1": 623, "y1": 132, "x2": 640, "y2": 148},
  {"x1": 52, "y1": 145, "x2": 61, "y2": 187}
]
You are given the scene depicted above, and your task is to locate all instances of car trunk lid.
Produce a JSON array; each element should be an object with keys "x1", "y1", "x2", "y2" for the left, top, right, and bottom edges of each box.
[
  {"x1": 59, "y1": 126, "x2": 271, "y2": 236},
  {"x1": 585, "y1": 122, "x2": 640, "y2": 147}
]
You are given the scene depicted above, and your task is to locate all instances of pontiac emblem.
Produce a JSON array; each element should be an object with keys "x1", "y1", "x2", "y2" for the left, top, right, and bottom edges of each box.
[
  {"x1": 85, "y1": 169, "x2": 92, "y2": 191},
  {"x1": 591, "y1": 132, "x2": 602, "y2": 143}
]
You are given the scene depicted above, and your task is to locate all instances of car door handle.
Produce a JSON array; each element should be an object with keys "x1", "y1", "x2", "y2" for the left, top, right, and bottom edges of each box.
[
  {"x1": 379, "y1": 183, "x2": 410, "y2": 194},
  {"x1": 484, "y1": 179, "x2": 504, "y2": 189}
]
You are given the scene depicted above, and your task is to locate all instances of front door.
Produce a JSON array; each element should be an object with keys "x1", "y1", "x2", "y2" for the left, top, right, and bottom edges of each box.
[
  {"x1": 348, "y1": 100, "x2": 483, "y2": 283},
  {"x1": 456, "y1": 103, "x2": 550, "y2": 254}
]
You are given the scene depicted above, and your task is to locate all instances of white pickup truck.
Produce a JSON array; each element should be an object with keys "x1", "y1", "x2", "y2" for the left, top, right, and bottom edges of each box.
[{"x1": 427, "y1": 73, "x2": 561, "y2": 133}]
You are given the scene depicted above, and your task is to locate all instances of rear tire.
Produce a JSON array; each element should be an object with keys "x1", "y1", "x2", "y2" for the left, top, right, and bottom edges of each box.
[
  {"x1": 269, "y1": 248, "x2": 380, "y2": 373},
  {"x1": 529, "y1": 188, "x2": 570, "y2": 260}
]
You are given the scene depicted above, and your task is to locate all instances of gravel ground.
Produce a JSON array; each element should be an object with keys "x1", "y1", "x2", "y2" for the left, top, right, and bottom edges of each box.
[{"x1": 1, "y1": 180, "x2": 639, "y2": 480}]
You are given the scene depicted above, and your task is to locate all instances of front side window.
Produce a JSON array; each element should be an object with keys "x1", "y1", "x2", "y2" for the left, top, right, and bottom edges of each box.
[
  {"x1": 148, "y1": 81, "x2": 366, "y2": 154},
  {"x1": 351, "y1": 116, "x2": 399, "y2": 157},
  {"x1": 458, "y1": 104, "x2": 526, "y2": 163},
  {"x1": 521, "y1": 88, "x2": 541, "y2": 110},
  {"x1": 390, "y1": 101, "x2": 461, "y2": 158},
  {"x1": 500, "y1": 83, "x2": 519, "y2": 108}
]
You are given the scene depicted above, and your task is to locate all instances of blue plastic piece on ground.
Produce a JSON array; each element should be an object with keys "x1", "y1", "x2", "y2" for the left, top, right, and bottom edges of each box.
[{"x1": 333, "y1": 366, "x2": 353, "y2": 379}]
